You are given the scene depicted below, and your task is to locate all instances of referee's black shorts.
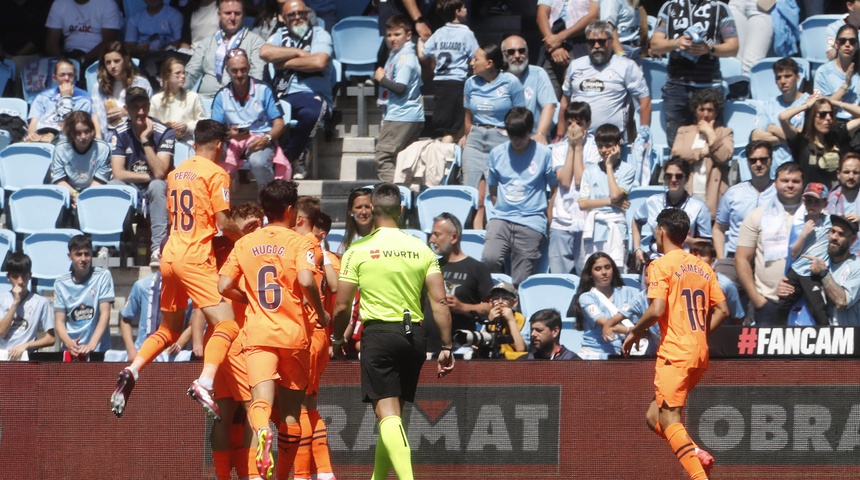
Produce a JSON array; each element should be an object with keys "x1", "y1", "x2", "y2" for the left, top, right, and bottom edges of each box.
[{"x1": 360, "y1": 320, "x2": 427, "y2": 403}]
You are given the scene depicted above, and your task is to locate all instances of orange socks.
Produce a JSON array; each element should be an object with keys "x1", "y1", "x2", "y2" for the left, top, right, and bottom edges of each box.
[
  {"x1": 276, "y1": 422, "x2": 302, "y2": 480},
  {"x1": 664, "y1": 423, "x2": 708, "y2": 480},
  {"x1": 134, "y1": 326, "x2": 183, "y2": 368},
  {"x1": 203, "y1": 319, "x2": 240, "y2": 370},
  {"x1": 248, "y1": 399, "x2": 272, "y2": 433},
  {"x1": 308, "y1": 408, "x2": 334, "y2": 474},
  {"x1": 294, "y1": 409, "x2": 314, "y2": 479},
  {"x1": 213, "y1": 450, "x2": 232, "y2": 480}
]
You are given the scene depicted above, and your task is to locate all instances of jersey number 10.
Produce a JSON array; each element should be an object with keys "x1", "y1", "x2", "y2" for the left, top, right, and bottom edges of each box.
[{"x1": 681, "y1": 288, "x2": 707, "y2": 332}]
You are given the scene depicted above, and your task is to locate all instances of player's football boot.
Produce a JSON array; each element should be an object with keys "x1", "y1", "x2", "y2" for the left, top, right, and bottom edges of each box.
[
  {"x1": 256, "y1": 427, "x2": 275, "y2": 480},
  {"x1": 696, "y1": 447, "x2": 714, "y2": 476},
  {"x1": 187, "y1": 380, "x2": 222, "y2": 421},
  {"x1": 110, "y1": 368, "x2": 136, "y2": 418}
]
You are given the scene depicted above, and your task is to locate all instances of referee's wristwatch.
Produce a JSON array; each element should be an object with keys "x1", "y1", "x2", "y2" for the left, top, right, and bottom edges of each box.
[{"x1": 330, "y1": 335, "x2": 346, "y2": 346}]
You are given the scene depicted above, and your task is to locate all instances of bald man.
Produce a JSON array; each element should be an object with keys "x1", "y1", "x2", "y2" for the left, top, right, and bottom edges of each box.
[{"x1": 501, "y1": 35, "x2": 558, "y2": 144}]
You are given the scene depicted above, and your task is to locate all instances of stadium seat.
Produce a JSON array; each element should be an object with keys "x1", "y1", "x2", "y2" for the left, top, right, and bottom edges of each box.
[
  {"x1": 22, "y1": 58, "x2": 82, "y2": 103},
  {"x1": 724, "y1": 100, "x2": 759, "y2": 149},
  {"x1": 0, "y1": 228, "x2": 16, "y2": 267},
  {"x1": 326, "y1": 228, "x2": 345, "y2": 252},
  {"x1": 416, "y1": 186, "x2": 479, "y2": 232},
  {"x1": 403, "y1": 229, "x2": 427, "y2": 243},
  {"x1": 800, "y1": 15, "x2": 843, "y2": 67},
  {"x1": 559, "y1": 321, "x2": 584, "y2": 355},
  {"x1": 490, "y1": 273, "x2": 512, "y2": 285},
  {"x1": 640, "y1": 100, "x2": 669, "y2": 166},
  {"x1": 459, "y1": 229, "x2": 485, "y2": 261},
  {"x1": 483, "y1": 194, "x2": 497, "y2": 224},
  {"x1": 8, "y1": 185, "x2": 71, "y2": 236},
  {"x1": 626, "y1": 185, "x2": 666, "y2": 250},
  {"x1": 77, "y1": 185, "x2": 137, "y2": 252},
  {"x1": 517, "y1": 274, "x2": 580, "y2": 341},
  {"x1": 364, "y1": 184, "x2": 413, "y2": 210},
  {"x1": 442, "y1": 144, "x2": 463, "y2": 185},
  {"x1": 173, "y1": 141, "x2": 194, "y2": 167},
  {"x1": 621, "y1": 273, "x2": 643, "y2": 290},
  {"x1": 0, "y1": 143, "x2": 55, "y2": 193},
  {"x1": 749, "y1": 57, "x2": 810, "y2": 101},
  {"x1": 641, "y1": 59, "x2": 667, "y2": 101},
  {"x1": 335, "y1": 0, "x2": 370, "y2": 21},
  {"x1": 0, "y1": 130, "x2": 10, "y2": 152},
  {"x1": 736, "y1": 149, "x2": 752, "y2": 182},
  {"x1": 0, "y1": 97, "x2": 27, "y2": 123},
  {"x1": 22, "y1": 228, "x2": 82, "y2": 292},
  {"x1": 719, "y1": 57, "x2": 745, "y2": 79},
  {"x1": 331, "y1": 17, "x2": 383, "y2": 81},
  {"x1": 0, "y1": 60, "x2": 14, "y2": 97}
]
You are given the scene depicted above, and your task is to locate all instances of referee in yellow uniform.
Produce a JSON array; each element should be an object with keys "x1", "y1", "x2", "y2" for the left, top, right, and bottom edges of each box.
[{"x1": 331, "y1": 182, "x2": 455, "y2": 480}]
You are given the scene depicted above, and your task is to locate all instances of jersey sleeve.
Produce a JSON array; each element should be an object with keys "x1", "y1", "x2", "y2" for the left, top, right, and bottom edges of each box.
[
  {"x1": 310, "y1": 28, "x2": 333, "y2": 56},
  {"x1": 96, "y1": 270, "x2": 116, "y2": 303},
  {"x1": 616, "y1": 163, "x2": 637, "y2": 192},
  {"x1": 211, "y1": 92, "x2": 226, "y2": 123},
  {"x1": 717, "y1": 3, "x2": 738, "y2": 40},
  {"x1": 578, "y1": 293, "x2": 603, "y2": 326},
  {"x1": 422, "y1": 33, "x2": 437, "y2": 57},
  {"x1": 295, "y1": 236, "x2": 317, "y2": 273},
  {"x1": 219, "y1": 246, "x2": 243, "y2": 281},
  {"x1": 509, "y1": 78, "x2": 526, "y2": 108},
  {"x1": 52, "y1": 283, "x2": 68, "y2": 312},
  {"x1": 543, "y1": 147, "x2": 558, "y2": 186},
  {"x1": 715, "y1": 189, "x2": 731, "y2": 226},
  {"x1": 534, "y1": 68, "x2": 559, "y2": 108},
  {"x1": 695, "y1": 206, "x2": 713, "y2": 239},
  {"x1": 263, "y1": 86, "x2": 283, "y2": 120},
  {"x1": 112, "y1": 130, "x2": 129, "y2": 158},
  {"x1": 634, "y1": 196, "x2": 651, "y2": 223},
  {"x1": 37, "y1": 296, "x2": 55, "y2": 332},
  {"x1": 209, "y1": 168, "x2": 232, "y2": 214},
  {"x1": 339, "y1": 246, "x2": 361, "y2": 284},
  {"x1": 625, "y1": 62, "x2": 650, "y2": 99},
  {"x1": 45, "y1": 1, "x2": 63, "y2": 29},
  {"x1": 95, "y1": 143, "x2": 112, "y2": 183},
  {"x1": 463, "y1": 79, "x2": 474, "y2": 110},
  {"x1": 157, "y1": 126, "x2": 176, "y2": 155},
  {"x1": 50, "y1": 147, "x2": 68, "y2": 183},
  {"x1": 486, "y1": 147, "x2": 500, "y2": 187},
  {"x1": 646, "y1": 260, "x2": 670, "y2": 301},
  {"x1": 121, "y1": 281, "x2": 143, "y2": 320},
  {"x1": 561, "y1": 62, "x2": 574, "y2": 97},
  {"x1": 839, "y1": 267, "x2": 860, "y2": 310},
  {"x1": 425, "y1": 247, "x2": 442, "y2": 277}
]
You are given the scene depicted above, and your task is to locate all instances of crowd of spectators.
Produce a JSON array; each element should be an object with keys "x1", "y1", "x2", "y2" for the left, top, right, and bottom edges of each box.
[{"x1": 1, "y1": 0, "x2": 859, "y2": 362}]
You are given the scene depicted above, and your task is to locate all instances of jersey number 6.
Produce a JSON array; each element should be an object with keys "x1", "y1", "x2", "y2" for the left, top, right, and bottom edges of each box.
[{"x1": 257, "y1": 265, "x2": 282, "y2": 310}]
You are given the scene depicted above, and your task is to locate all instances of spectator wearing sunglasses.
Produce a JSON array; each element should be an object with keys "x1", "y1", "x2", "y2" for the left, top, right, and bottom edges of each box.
[
  {"x1": 780, "y1": 92, "x2": 860, "y2": 190},
  {"x1": 817, "y1": 25, "x2": 860, "y2": 126},
  {"x1": 501, "y1": 34, "x2": 557, "y2": 144},
  {"x1": 555, "y1": 21, "x2": 650, "y2": 141}
]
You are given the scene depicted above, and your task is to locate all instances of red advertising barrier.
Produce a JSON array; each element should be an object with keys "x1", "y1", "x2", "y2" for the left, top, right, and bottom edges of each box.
[{"x1": 0, "y1": 360, "x2": 858, "y2": 479}]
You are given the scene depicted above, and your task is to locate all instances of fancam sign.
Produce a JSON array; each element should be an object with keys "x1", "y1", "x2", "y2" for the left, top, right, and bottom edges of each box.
[{"x1": 709, "y1": 326, "x2": 858, "y2": 358}]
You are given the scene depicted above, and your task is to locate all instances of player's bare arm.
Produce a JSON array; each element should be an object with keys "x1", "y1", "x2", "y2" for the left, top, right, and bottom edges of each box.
[
  {"x1": 298, "y1": 269, "x2": 329, "y2": 327},
  {"x1": 215, "y1": 210, "x2": 244, "y2": 242},
  {"x1": 330, "y1": 279, "x2": 358, "y2": 359},
  {"x1": 623, "y1": 298, "x2": 666, "y2": 356},
  {"x1": 707, "y1": 300, "x2": 730, "y2": 333},
  {"x1": 217, "y1": 275, "x2": 248, "y2": 304}
]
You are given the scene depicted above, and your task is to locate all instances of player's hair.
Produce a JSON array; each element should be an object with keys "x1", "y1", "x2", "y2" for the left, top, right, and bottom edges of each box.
[
  {"x1": 771, "y1": 56, "x2": 799, "y2": 75},
  {"x1": 314, "y1": 211, "x2": 333, "y2": 234},
  {"x1": 745, "y1": 139, "x2": 773, "y2": 159},
  {"x1": 584, "y1": 20, "x2": 615, "y2": 38},
  {"x1": 4, "y1": 252, "x2": 32, "y2": 276},
  {"x1": 840, "y1": 152, "x2": 860, "y2": 171},
  {"x1": 68, "y1": 234, "x2": 92, "y2": 253},
  {"x1": 344, "y1": 187, "x2": 373, "y2": 251},
  {"x1": 385, "y1": 15, "x2": 413, "y2": 34},
  {"x1": 775, "y1": 161, "x2": 803, "y2": 181},
  {"x1": 159, "y1": 57, "x2": 187, "y2": 107},
  {"x1": 504, "y1": 107, "x2": 534, "y2": 139},
  {"x1": 594, "y1": 123, "x2": 622, "y2": 147},
  {"x1": 296, "y1": 196, "x2": 321, "y2": 225},
  {"x1": 530, "y1": 308, "x2": 562, "y2": 333},
  {"x1": 260, "y1": 179, "x2": 299, "y2": 221},
  {"x1": 372, "y1": 182, "x2": 402, "y2": 220},
  {"x1": 98, "y1": 41, "x2": 139, "y2": 96},
  {"x1": 690, "y1": 240, "x2": 717, "y2": 260},
  {"x1": 433, "y1": 212, "x2": 463, "y2": 239},
  {"x1": 62, "y1": 111, "x2": 96, "y2": 143},
  {"x1": 436, "y1": 0, "x2": 464, "y2": 21},
  {"x1": 571, "y1": 253, "x2": 624, "y2": 331},
  {"x1": 656, "y1": 208, "x2": 690, "y2": 246},
  {"x1": 663, "y1": 157, "x2": 690, "y2": 178},
  {"x1": 480, "y1": 43, "x2": 505, "y2": 72},
  {"x1": 194, "y1": 119, "x2": 230, "y2": 146},
  {"x1": 565, "y1": 101, "x2": 591, "y2": 124},
  {"x1": 232, "y1": 202, "x2": 264, "y2": 221},
  {"x1": 54, "y1": 57, "x2": 77, "y2": 76},
  {"x1": 688, "y1": 88, "x2": 724, "y2": 119}
]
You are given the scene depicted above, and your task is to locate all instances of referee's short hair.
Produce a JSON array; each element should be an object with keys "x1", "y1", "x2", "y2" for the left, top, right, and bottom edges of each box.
[
  {"x1": 372, "y1": 182, "x2": 401, "y2": 219},
  {"x1": 433, "y1": 212, "x2": 462, "y2": 238}
]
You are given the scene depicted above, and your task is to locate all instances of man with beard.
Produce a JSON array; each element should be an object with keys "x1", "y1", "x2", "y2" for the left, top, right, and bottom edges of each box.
[
  {"x1": 778, "y1": 214, "x2": 860, "y2": 325},
  {"x1": 426, "y1": 213, "x2": 493, "y2": 354},
  {"x1": 501, "y1": 34, "x2": 558, "y2": 144},
  {"x1": 260, "y1": 0, "x2": 334, "y2": 179},
  {"x1": 522, "y1": 309, "x2": 578, "y2": 360},
  {"x1": 555, "y1": 20, "x2": 651, "y2": 139},
  {"x1": 827, "y1": 152, "x2": 860, "y2": 254}
]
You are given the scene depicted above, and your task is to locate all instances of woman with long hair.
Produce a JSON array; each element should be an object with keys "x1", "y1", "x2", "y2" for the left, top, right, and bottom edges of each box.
[
  {"x1": 150, "y1": 58, "x2": 206, "y2": 142},
  {"x1": 780, "y1": 92, "x2": 860, "y2": 189},
  {"x1": 815, "y1": 24, "x2": 860, "y2": 123},
  {"x1": 339, "y1": 187, "x2": 374, "y2": 254},
  {"x1": 50, "y1": 111, "x2": 113, "y2": 207},
  {"x1": 571, "y1": 252, "x2": 641, "y2": 358},
  {"x1": 91, "y1": 41, "x2": 153, "y2": 138}
]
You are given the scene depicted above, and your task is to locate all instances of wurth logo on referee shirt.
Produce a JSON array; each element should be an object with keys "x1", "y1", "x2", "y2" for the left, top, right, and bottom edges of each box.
[{"x1": 736, "y1": 327, "x2": 855, "y2": 356}]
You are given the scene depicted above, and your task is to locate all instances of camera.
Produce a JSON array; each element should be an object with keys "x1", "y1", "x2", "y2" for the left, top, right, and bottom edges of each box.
[{"x1": 453, "y1": 314, "x2": 514, "y2": 359}]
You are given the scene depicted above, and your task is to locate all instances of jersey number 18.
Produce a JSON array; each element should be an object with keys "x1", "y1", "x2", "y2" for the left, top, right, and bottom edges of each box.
[{"x1": 169, "y1": 189, "x2": 194, "y2": 231}]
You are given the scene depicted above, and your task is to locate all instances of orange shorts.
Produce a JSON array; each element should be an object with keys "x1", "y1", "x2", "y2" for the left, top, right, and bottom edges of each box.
[
  {"x1": 213, "y1": 347, "x2": 251, "y2": 402},
  {"x1": 160, "y1": 260, "x2": 223, "y2": 311},
  {"x1": 246, "y1": 345, "x2": 311, "y2": 391},
  {"x1": 306, "y1": 328, "x2": 330, "y2": 396},
  {"x1": 654, "y1": 361, "x2": 706, "y2": 408}
]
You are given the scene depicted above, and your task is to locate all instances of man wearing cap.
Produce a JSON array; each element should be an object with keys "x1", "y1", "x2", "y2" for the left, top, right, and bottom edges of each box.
[
  {"x1": 110, "y1": 86, "x2": 174, "y2": 267},
  {"x1": 778, "y1": 214, "x2": 860, "y2": 326},
  {"x1": 483, "y1": 281, "x2": 527, "y2": 359},
  {"x1": 776, "y1": 182, "x2": 832, "y2": 325}
]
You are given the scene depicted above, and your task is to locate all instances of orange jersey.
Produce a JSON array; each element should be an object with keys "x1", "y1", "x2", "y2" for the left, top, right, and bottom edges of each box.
[
  {"x1": 323, "y1": 251, "x2": 341, "y2": 319},
  {"x1": 301, "y1": 232, "x2": 324, "y2": 328},
  {"x1": 162, "y1": 156, "x2": 231, "y2": 265},
  {"x1": 646, "y1": 249, "x2": 725, "y2": 368},
  {"x1": 219, "y1": 225, "x2": 316, "y2": 349}
]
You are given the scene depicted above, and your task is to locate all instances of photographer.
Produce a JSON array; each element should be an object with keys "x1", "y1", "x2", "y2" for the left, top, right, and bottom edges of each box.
[{"x1": 484, "y1": 282, "x2": 527, "y2": 359}]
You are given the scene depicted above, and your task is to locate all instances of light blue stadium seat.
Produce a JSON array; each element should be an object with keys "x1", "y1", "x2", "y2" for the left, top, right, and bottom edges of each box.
[
  {"x1": 626, "y1": 185, "x2": 666, "y2": 250},
  {"x1": 363, "y1": 184, "x2": 413, "y2": 210},
  {"x1": 0, "y1": 60, "x2": 14, "y2": 96},
  {"x1": 331, "y1": 17, "x2": 383, "y2": 81},
  {"x1": 0, "y1": 228, "x2": 16, "y2": 267},
  {"x1": 335, "y1": 0, "x2": 370, "y2": 21},
  {"x1": 279, "y1": 99, "x2": 297, "y2": 129},
  {"x1": 483, "y1": 194, "x2": 497, "y2": 224},
  {"x1": 0, "y1": 143, "x2": 55, "y2": 193},
  {"x1": 637, "y1": 100, "x2": 669, "y2": 167},
  {"x1": 8, "y1": 186, "x2": 70, "y2": 237},
  {"x1": 326, "y1": 228, "x2": 345, "y2": 253},
  {"x1": 460, "y1": 229, "x2": 485, "y2": 261},
  {"x1": 517, "y1": 274, "x2": 580, "y2": 342},
  {"x1": 748, "y1": 57, "x2": 810, "y2": 102},
  {"x1": 173, "y1": 141, "x2": 194, "y2": 167},
  {"x1": 724, "y1": 100, "x2": 759, "y2": 150},
  {"x1": 443, "y1": 145, "x2": 463, "y2": 185},
  {"x1": 416, "y1": 186, "x2": 479, "y2": 232},
  {"x1": 22, "y1": 58, "x2": 81, "y2": 104},
  {"x1": 77, "y1": 185, "x2": 137, "y2": 251},
  {"x1": 737, "y1": 149, "x2": 752, "y2": 182},
  {"x1": 800, "y1": 15, "x2": 843, "y2": 67},
  {"x1": 403, "y1": 229, "x2": 427, "y2": 243},
  {"x1": 490, "y1": 273, "x2": 512, "y2": 285},
  {"x1": 0, "y1": 97, "x2": 27, "y2": 123},
  {"x1": 621, "y1": 273, "x2": 643, "y2": 290},
  {"x1": 642, "y1": 58, "x2": 667, "y2": 101},
  {"x1": 559, "y1": 321, "x2": 584, "y2": 355},
  {"x1": 0, "y1": 130, "x2": 10, "y2": 152},
  {"x1": 22, "y1": 228, "x2": 82, "y2": 292}
]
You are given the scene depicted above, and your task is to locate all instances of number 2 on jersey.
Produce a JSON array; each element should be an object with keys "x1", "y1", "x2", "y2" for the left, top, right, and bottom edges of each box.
[
  {"x1": 437, "y1": 52, "x2": 453, "y2": 75},
  {"x1": 681, "y1": 288, "x2": 707, "y2": 332},
  {"x1": 169, "y1": 189, "x2": 194, "y2": 231}
]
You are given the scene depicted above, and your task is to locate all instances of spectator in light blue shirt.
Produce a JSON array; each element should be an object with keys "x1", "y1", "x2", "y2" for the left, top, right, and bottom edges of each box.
[
  {"x1": 461, "y1": 43, "x2": 526, "y2": 190},
  {"x1": 690, "y1": 241, "x2": 746, "y2": 324},
  {"x1": 372, "y1": 16, "x2": 424, "y2": 183},
  {"x1": 50, "y1": 111, "x2": 112, "y2": 204},
  {"x1": 482, "y1": 107, "x2": 558, "y2": 287},
  {"x1": 53, "y1": 235, "x2": 115, "y2": 355},
  {"x1": 814, "y1": 24, "x2": 860, "y2": 122},
  {"x1": 124, "y1": 0, "x2": 183, "y2": 56},
  {"x1": 750, "y1": 57, "x2": 808, "y2": 177},
  {"x1": 25, "y1": 58, "x2": 94, "y2": 143},
  {"x1": 501, "y1": 34, "x2": 558, "y2": 143}
]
